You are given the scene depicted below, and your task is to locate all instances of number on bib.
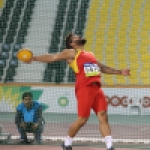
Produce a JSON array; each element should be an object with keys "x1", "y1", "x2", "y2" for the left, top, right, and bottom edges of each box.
[{"x1": 84, "y1": 63, "x2": 100, "y2": 77}]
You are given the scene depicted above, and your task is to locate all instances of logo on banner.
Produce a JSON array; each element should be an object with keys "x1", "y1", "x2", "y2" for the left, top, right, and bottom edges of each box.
[
  {"x1": 0, "y1": 86, "x2": 48, "y2": 111},
  {"x1": 106, "y1": 95, "x2": 150, "y2": 107},
  {"x1": 58, "y1": 97, "x2": 69, "y2": 107}
]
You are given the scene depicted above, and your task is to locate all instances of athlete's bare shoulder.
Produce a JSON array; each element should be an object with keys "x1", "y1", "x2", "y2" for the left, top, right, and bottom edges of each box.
[
  {"x1": 61, "y1": 49, "x2": 76, "y2": 63},
  {"x1": 62, "y1": 49, "x2": 76, "y2": 59}
]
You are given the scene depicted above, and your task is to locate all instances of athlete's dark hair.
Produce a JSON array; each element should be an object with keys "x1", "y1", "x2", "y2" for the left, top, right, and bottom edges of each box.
[
  {"x1": 22, "y1": 91, "x2": 33, "y2": 99},
  {"x1": 66, "y1": 33, "x2": 73, "y2": 49},
  {"x1": 65, "y1": 33, "x2": 87, "y2": 49}
]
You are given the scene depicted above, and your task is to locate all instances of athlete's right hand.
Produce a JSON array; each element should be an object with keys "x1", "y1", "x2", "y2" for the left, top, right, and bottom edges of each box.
[{"x1": 24, "y1": 57, "x2": 34, "y2": 64}]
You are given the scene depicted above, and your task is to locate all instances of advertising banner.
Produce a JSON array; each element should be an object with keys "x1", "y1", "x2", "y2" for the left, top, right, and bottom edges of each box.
[{"x1": 0, "y1": 85, "x2": 150, "y2": 115}]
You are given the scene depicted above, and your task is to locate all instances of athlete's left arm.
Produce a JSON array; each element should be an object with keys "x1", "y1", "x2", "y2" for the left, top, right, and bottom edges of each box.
[{"x1": 96, "y1": 60, "x2": 130, "y2": 76}]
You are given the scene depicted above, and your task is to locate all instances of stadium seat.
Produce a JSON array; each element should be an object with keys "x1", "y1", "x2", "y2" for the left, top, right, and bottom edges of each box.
[
  {"x1": 0, "y1": 59, "x2": 6, "y2": 79},
  {"x1": 9, "y1": 59, "x2": 18, "y2": 68},
  {"x1": 55, "y1": 69, "x2": 65, "y2": 83},
  {"x1": 43, "y1": 69, "x2": 53, "y2": 82},
  {"x1": 0, "y1": 67, "x2": 4, "y2": 79},
  {"x1": 0, "y1": 17, "x2": 7, "y2": 29},
  {"x1": 5, "y1": 36, "x2": 14, "y2": 43},
  {"x1": 16, "y1": 0, "x2": 24, "y2": 8},
  {"x1": 5, "y1": 67, "x2": 16, "y2": 82},
  {"x1": 0, "y1": 7, "x2": 10, "y2": 21},
  {"x1": 5, "y1": 0, "x2": 14, "y2": 9},
  {"x1": 102, "y1": 75, "x2": 115, "y2": 85},
  {"x1": 115, "y1": 76, "x2": 127, "y2": 85},
  {"x1": 13, "y1": 43, "x2": 22, "y2": 52},
  {"x1": 9, "y1": 21, "x2": 18, "y2": 30},
  {"x1": 1, "y1": 43, "x2": 10, "y2": 52},
  {"x1": 0, "y1": 59, "x2": 6, "y2": 67},
  {"x1": 16, "y1": 36, "x2": 25, "y2": 44},
  {"x1": 12, "y1": 52, "x2": 17, "y2": 59},
  {"x1": 4, "y1": 59, "x2": 18, "y2": 82},
  {"x1": 18, "y1": 29, "x2": 28, "y2": 37},
  {"x1": 0, "y1": 51, "x2": 9, "y2": 59},
  {"x1": 68, "y1": 68, "x2": 75, "y2": 82},
  {"x1": 54, "y1": 61, "x2": 66, "y2": 83},
  {"x1": 0, "y1": 31, "x2": 3, "y2": 43}
]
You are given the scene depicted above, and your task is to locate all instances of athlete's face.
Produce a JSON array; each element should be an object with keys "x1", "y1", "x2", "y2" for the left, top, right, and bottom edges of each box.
[
  {"x1": 70, "y1": 35, "x2": 87, "y2": 48},
  {"x1": 70, "y1": 35, "x2": 81, "y2": 47}
]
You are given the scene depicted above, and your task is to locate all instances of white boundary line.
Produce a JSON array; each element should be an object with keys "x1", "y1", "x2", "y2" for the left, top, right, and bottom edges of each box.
[{"x1": 8, "y1": 136, "x2": 150, "y2": 144}]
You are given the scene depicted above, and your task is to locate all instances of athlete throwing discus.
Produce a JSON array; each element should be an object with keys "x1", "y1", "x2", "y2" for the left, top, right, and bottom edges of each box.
[{"x1": 25, "y1": 33, "x2": 130, "y2": 150}]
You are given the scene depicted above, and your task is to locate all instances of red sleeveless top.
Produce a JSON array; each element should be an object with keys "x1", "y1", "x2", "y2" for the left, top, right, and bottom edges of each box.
[{"x1": 69, "y1": 50, "x2": 101, "y2": 89}]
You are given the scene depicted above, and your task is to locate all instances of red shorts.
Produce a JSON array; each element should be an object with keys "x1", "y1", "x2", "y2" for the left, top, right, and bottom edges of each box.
[{"x1": 75, "y1": 84, "x2": 108, "y2": 117}]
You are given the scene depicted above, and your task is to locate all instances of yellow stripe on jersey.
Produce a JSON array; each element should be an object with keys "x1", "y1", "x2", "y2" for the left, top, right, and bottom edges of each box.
[{"x1": 69, "y1": 50, "x2": 81, "y2": 73}]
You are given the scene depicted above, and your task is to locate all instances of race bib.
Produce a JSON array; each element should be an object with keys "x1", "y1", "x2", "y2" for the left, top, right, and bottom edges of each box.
[{"x1": 84, "y1": 63, "x2": 100, "y2": 77}]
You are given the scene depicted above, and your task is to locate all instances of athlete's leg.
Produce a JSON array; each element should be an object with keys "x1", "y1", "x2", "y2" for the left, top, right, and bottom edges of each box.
[
  {"x1": 63, "y1": 117, "x2": 88, "y2": 147},
  {"x1": 97, "y1": 111, "x2": 111, "y2": 136},
  {"x1": 63, "y1": 86, "x2": 94, "y2": 148},
  {"x1": 68, "y1": 117, "x2": 88, "y2": 138},
  {"x1": 97, "y1": 111, "x2": 113, "y2": 150},
  {"x1": 93, "y1": 87, "x2": 114, "y2": 150}
]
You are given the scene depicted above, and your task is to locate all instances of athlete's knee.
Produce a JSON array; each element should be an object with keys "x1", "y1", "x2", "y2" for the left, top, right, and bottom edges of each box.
[
  {"x1": 76, "y1": 117, "x2": 88, "y2": 127},
  {"x1": 97, "y1": 111, "x2": 108, "y2": 124}
]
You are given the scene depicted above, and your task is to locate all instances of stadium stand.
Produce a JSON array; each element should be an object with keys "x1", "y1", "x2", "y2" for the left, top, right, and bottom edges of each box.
[
  {"x1": 43, "y1": 0, "x2": 90, "y2": 83},
  {"x1": 0, "y1": 0, "x2": 37, "y2": 82},
  {"x1": 0, "y1": 0, "x2": 15, "y2": 43},
  {"x1": 0, "y1": 0, "x2": 149, "y2": 84},
  {"x1": 85, "y1": 0, "x2": 150, "y2": 85},
  {"x1": 4, "y1": 0, "x2": 37, "y2": 82},
  {"x1": 43, "y1": 0, "x2": 69, "y2": 83},
  {"x1": 14, "y1": 0, "x2": 59, "y2": 82}
]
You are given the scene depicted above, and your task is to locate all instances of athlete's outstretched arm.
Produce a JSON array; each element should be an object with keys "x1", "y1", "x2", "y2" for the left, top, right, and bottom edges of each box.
[
  {"x1": 96, "y1": 60, "x2": 130, "y2": 76},
  {"x1": 32, "y1": 49, "x2": 74, "y2": 63}
]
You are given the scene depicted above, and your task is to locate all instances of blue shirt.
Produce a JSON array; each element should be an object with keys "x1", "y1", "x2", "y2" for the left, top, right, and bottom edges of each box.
[{"x1": 17, "y1": 101, "x2": 41, "y2": 123}]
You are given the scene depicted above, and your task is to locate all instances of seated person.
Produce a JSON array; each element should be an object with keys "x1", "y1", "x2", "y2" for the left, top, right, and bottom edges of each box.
[{"x1": 15, "y1": 91, "x2": 45, "y2": 144}]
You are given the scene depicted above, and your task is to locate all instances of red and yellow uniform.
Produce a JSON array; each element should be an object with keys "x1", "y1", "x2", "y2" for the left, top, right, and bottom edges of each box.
[{"x1": 69, "y1": 49, "x2": 108, "y2": 117}]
